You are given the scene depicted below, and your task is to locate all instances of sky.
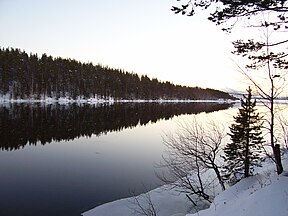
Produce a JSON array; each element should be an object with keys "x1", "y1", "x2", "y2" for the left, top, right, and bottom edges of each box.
[{"x1": 0, "y1": 0, "x2": 246, "y2": 91}]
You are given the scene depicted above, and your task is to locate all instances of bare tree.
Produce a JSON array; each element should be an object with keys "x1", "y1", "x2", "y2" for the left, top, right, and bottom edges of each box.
[
  {"x1": 158, "y1": 118, "x2": 226, "y2": 205},
  {"x1": 128, "y1": 184, "x2": 158, "y2": 216},
  {"x1": 129, "y1": 190, "x2": 158, "y2": 216},
  {"x1": 278, "y1": 112, "x2": 288, "y2": 149},
  {"x1": 233, "y1": 22, "x2": 288, "y2": 174}
]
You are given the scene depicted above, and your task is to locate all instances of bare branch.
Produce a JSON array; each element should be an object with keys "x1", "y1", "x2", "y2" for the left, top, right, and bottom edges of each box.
[{"x1": 159, "y1": 117, "x2": 226, "y2": 204}]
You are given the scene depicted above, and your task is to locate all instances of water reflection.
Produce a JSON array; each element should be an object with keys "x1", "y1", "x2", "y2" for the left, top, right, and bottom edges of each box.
[{"x1": 0, "y1": 102, "x2": 233, "y2": 151}]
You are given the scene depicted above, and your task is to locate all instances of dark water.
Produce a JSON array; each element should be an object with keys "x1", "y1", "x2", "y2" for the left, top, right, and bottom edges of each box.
[{"x1": 0, "y1": 102, "x2": 233, "y2": 216}]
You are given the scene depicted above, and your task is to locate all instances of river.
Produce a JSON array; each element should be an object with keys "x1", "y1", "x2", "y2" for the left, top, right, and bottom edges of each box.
[{"x1": 0, "y1": 102, "x2": 236, "y2": 216}]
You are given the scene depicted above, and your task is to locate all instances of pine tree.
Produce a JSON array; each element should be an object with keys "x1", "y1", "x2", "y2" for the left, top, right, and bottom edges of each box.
[{"x1": 223, "y1": 87, "x2": 264, "y2": 182}]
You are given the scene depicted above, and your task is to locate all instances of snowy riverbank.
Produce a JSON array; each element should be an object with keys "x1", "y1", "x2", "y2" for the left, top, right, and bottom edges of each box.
[
  {"x1": 0, "y1": 95, "x2": 235, "y2": 105},
  {"x1": 82, "y1": 150, "x2": 288, "y2": 216}
]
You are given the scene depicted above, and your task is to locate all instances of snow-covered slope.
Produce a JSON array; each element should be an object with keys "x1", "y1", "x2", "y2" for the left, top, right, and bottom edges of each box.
[
  {"x1": 82, "y1": 187, "x2": 192, "y2": 216},
  {"x1": 188, "y1": 150, "x2": 288, "y2": 216},
  {"x1": 82, "y1": 151, "x2": 288, "y2": 216},
  {"x1": 187, "y1": 174, "x2": 288, "y2": 216}
]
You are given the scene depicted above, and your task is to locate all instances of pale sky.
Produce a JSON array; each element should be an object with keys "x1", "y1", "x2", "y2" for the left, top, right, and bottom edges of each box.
[{"x1": 0, "y1": 0, "x2": 245, "y2": 91}]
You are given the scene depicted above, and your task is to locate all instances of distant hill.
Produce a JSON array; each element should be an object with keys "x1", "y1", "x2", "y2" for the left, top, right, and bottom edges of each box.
[{"x1": 0, "y1": 47, "x2": 236, "y2": 101}]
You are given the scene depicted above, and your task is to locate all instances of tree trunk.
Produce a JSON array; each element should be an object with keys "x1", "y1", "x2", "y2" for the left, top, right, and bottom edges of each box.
[
  {"x1": 274, "y1": 144, "x2": 283, "y2": 174},
  {"x1": 270, "y1": 97, "x2": 283, "y2": 175},
  {"x1": 213, "y1": 165, "x2": 226, "y2": 191},
  {"x1": 244, "y1": 142, "x2": 250, "y2": 178},
  {"x1": 244, "y1": 108, "x2": 250, "y2": 178}
]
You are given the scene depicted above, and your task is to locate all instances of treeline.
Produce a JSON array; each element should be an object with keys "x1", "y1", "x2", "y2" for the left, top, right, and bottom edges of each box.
[
  {"x1": 0, "y1": 47, "x2": 235, "y2": 100},
  {"x1": 0, "y1": 102, "x2": 233, "y2": 151}
]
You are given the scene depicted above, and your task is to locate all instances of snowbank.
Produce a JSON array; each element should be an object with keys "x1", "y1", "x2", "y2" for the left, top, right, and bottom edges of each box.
[
  {"x1": 186, "y1": 151, "x2": 288, "y2": 216},
  {"x1": 187, "y1": 174, "x2": 288, "y2": 216},
  {"x1": 82, "y1": 151, "x2": 288, "y2": 216},
  {"x1": 0, "y1": 94, "x2": 235, "y2": 105},
  {"x1": 187, "y1": 150, "x2": 288, "y2": 216},
  {"x1": 82, "y1": 186, "x2": 193, "y2": 216}
]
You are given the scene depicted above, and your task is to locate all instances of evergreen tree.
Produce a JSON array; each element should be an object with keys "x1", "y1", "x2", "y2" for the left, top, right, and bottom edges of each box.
[{"x1": 223, "y1": 87, "x2": 264, "y2": 182}]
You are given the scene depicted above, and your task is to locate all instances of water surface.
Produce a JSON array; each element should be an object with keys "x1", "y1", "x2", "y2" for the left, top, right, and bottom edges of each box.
[{"x1": 0, "y1": 102, "x2": 234, "y2": 216}]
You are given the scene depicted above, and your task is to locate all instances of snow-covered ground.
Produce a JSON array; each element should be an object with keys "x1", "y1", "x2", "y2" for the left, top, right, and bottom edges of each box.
[
  {"x1": 82, "y1": 188, "x2": 192, "y2": 216},
  {"x1": 82, "y1": 150, "x2": 288, "y2": 216},
  {"x1": 0, "y1": 94, "x2": 235, "y2": 104},
  {"x1": 187, "y1": 173, "x2": 288, "y2": 216}
]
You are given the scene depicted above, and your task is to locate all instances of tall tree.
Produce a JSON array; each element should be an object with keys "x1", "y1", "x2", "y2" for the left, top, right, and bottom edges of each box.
[
  {"x1": 232, "y1": 25, "x2": 286, "y2": 174},
  {"x1": 223, "y1": 87, "x2": 264, "y2": 182},
  {"x1": 172, "y1": 0, "x2": 287, "y2": 174}
]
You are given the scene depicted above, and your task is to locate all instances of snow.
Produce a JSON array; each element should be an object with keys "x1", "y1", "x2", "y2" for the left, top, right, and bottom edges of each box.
[
  {"x1": 0, "y1": 94, "x2": 235, "y2": 104},
  {"x1": 0, "y1": 94, "x2": 115, "y2": 104},
  {"x1": 82, "y1": 186, "x2": 193, "y2": 216},
  {"x1": 82, "y1": 151, "x2": 288, "y2": 216},
  {"x1": 185, "y1": 152, "x2": 288, "y2": 216},
  {"x1": 187, "y1": 175, "x2": 288, "y2": 216}
]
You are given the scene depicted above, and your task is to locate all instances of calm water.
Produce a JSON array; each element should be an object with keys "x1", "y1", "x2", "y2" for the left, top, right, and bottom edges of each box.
[{"x1": 0, "y1": 102, "x2": 235, "y2": 216}]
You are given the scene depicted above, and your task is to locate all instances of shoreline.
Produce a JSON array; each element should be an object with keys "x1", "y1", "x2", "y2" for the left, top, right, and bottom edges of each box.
[{"x1": 0, "y1": 97, "x2": 236, "y2": 105}]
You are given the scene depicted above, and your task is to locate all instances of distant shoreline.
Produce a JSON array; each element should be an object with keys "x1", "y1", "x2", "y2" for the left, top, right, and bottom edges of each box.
[{"x1": 0, "y1": 97, "x2": 237, "y2": 105}]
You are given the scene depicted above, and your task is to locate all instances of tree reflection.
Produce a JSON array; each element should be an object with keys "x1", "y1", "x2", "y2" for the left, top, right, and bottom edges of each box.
[{"x1": 0, "y1": 102, "x2": 233, "y2": 151}]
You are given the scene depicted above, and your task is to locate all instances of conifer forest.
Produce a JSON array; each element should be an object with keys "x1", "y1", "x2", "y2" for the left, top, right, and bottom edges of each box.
[{"x1": 0, "y1": 47, "x2": 235, "y2": 101}]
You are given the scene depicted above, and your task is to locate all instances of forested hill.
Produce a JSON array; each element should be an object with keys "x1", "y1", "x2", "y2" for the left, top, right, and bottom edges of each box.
[{"x1": 0, "y1": 47, "x2": 235, "y2": 101}]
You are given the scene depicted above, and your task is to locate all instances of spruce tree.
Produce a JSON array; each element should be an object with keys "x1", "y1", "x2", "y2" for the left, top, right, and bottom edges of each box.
[{"x1": 223, "y1": 87, "x2": 264, "y2": 182}]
